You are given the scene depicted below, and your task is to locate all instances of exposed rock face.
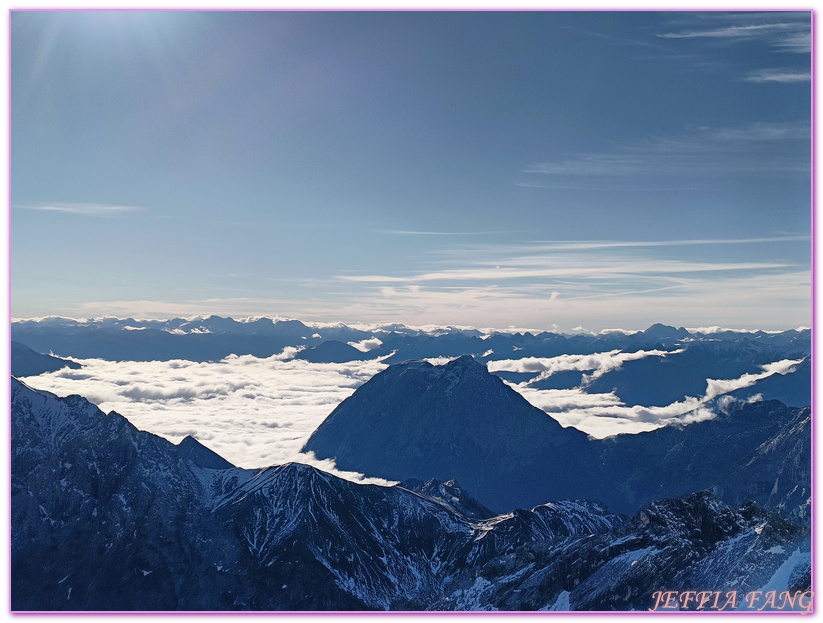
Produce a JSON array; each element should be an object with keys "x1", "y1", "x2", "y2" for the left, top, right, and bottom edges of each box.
[{"x1": 398, "y1": 478, "x2": 497, "y2": 520}]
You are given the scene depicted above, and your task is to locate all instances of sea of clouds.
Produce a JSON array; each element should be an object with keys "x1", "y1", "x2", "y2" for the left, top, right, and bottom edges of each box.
[
  {"x1": 20, "y1": 352, "x2": 393, "y2": 483},
  {"x1": 491, "y1": 351, "x2": 802, "y2": 437},
  {"x1": 19, "y1": 348, "x2": 802, "y2": 480}
]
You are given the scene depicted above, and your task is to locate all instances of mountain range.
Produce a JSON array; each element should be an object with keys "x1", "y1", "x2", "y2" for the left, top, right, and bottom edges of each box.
[
  {"x1": 13, "y1": 317, "x2": 810, "y2": 432},
  {"x1": 10, "y1": 315, "x2": 812, "y2": 611},
  {"x1": 12, "y1": 316, "x2": 809, "y2": 365},
  {"x1": 11, "y1": 369, "x2": 811, "y2": 611}
]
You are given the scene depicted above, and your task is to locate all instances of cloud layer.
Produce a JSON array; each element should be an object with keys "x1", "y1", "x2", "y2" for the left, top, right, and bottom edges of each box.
[
  {"x1": 20, "y1": 353, "x2": 392, "y2": 484},
  {"x1": 510, "y1": 357, "x2": 803, "y2": 438},
  {"x1": 487, "y1": 349, "x2": 682, "y2": 385},
  {"x1": 19, "y1": 348, "x2": 804, "y2": 470}
]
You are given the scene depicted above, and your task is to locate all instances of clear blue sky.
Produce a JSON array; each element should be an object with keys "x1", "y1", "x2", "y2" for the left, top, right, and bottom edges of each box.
[{"x1": 11, "y1": 11, "x2": 812, "y2": 330}]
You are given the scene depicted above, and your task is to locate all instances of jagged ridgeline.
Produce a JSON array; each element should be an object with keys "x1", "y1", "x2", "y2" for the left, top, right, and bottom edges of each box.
[
  {"x1": 9, "y1": 315, "x2": 813, "y2": 612},
  {"x1": 12, "y1": 371, "x2": 811, "y2": 611}
]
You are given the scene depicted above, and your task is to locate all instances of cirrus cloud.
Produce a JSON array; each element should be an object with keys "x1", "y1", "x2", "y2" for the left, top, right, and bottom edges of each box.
[
  {"x1": 18, "y1": 202, "x2": 147, "y2": 217},
  {"x1": 743, "y1": 68, "x2": 811, "y2": 83}
]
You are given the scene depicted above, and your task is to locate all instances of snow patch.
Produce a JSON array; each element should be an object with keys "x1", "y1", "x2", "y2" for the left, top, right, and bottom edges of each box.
[{"x1": 544, "y1": 590, "x2": 570, "y2": 611}]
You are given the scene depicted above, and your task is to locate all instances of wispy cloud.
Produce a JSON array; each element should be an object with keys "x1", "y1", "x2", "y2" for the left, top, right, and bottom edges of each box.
[
  {"x1": 660, "y1": 22, "x2": 797, "y2": 40},
  {"x1": 523, "y1": 122, "x2": 809, "y2": 185},
  {"x1": 61, "y1": 229, "x2": 809, "y2": 333},
  {"x1": 65, "y1": 240, "x2": 808, "y2": 332},
  {"x1": 339, "y1": 260, "x2": 791, "y2": 284},
  {"x1": 19, "y1": 202, "x2": 147, "y2": 217},
  {"x1": 742, "y1": 68, "x2": 811, "y2": 83},
  {"x1": 327, "y1": 269, "x2": 810, "y2": 333},
  {"x1": 497, "y1": 236, "x2": 809, "y2": 252},
  {"x1": 375, "y1": 230, "x2": 515, "y2": 236},
  {"x1": 658, "y1": 17, "x2": 810, "y2": 53},
  {"x1": 655, "y1": 13, "x2": 810, "y2": 87},
  {"x1": 488, "y1": 349, "x2": 681, "y2": 384},
  {"x1": 772, "y1": 31, "x2": 812, "y2": 53}
]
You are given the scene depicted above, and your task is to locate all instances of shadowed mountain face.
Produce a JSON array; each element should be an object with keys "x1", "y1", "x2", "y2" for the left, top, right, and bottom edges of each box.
[
  {"x1": 303, "y1": 356, "x2": 600, "y2": 513},
  {"x1": 11, "y1": 379, "x2": 810, "y2": 612},
  {"x1": 303, "y1": 357, "x2": 810, "y2": 520},
  {"x1": 11, "y1": 341, "x2": 82, "y2": 377},
  {"x1": 293, "y1": 340, "x2": 377, "y2": 363},
  {"x1": 584, "y1": 345, "x2": 810, "y2": 408},
  {"x1": 728, "y1": 356, "x2": 811, "y2": 408},
  {"x1": 432, "y1": 492, "x2": 809, "y2": 612},
  {"x1": 598, "y1": 400, "x2": 811, "y2": 523}
]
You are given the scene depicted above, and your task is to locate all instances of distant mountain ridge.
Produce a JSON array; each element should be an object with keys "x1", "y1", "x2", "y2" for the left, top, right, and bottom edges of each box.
[
  {"x1": 13, "y1": 318, "x2": 809, "y2": 427},
  {"x1": 294, "y1": 340, "x2": 377, "y2": 363},
  {"x1": 11, "y1": 341, "x2": 81, "y2": 377},
  {"x1": 12, "y1": 378, "x2": 810, "y2": 611},
  {"x1": 12, "y1": 316, "x2": 810, "y2": 366}
]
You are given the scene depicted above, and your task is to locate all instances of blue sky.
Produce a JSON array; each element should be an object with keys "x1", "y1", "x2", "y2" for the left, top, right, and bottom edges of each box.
[{"x1": 11, "y1": 11, "x2": 812, "y2": 331}]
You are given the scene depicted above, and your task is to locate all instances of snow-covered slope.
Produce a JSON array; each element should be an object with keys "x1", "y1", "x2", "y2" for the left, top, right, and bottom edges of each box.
[{"x1": 433, "y1": 492, "x2": 809, "y2": 611}]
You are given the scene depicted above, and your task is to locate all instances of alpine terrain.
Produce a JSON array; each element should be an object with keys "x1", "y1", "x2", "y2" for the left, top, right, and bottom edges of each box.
[
  {"x1": 303, "y1": 356, "x2": 810, "y2": 519},
  {"x1": 11, "y1": 376, "x2": 811, "y2": 611}
]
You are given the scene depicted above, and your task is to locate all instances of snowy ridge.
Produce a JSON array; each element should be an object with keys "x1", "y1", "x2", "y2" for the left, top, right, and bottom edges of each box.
[
  {"x1": 433, "y1": 492, "x2": 809, "y2": 612},
  {"x1": 211, "y1": 462, "x2": 480, "y2": 608}
]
